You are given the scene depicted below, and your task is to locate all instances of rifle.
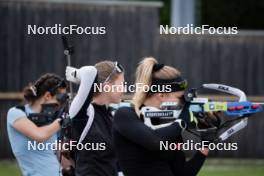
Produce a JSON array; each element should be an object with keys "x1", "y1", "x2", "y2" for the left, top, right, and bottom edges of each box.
[{"x1": 139, "y1": 84, "x2": 263, "y2": 141}]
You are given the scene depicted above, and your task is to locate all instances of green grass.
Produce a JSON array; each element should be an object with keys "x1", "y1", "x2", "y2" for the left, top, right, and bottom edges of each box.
[
  {"x1": 0, "y1": 160, "x2": 21, "y2": 176},
  {"x1": 1, "y1": 159, "x2": 264, "y2": 176},
  {"x1": 198, "y1": 159, "x2": 264, "y2": 176}
]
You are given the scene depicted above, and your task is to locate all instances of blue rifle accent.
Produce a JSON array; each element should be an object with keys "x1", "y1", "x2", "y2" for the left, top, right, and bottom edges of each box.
[
  {"x1": 189, "y1": 101, "x2": 263, "y2": 117},
  {"x1": 225, "y1": 101, "x2": 263, "y2": 116}
]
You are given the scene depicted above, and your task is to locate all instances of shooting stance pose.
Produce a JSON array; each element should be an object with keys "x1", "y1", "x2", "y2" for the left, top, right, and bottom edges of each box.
[
  {"x1": 7, "y1": 73, "x2": 67, "y2": 176},
  {"x1": 113, "y1": 57, "x2": 215, "y2": 176},
  {"x1": 66, "y1": 61, "x2": 124, "y2": 176}
]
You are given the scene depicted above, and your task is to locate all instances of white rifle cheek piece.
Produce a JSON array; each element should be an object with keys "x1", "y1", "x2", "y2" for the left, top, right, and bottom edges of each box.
[{"x1": 141, "y1": 106, "x2": 185, "y2": 130}]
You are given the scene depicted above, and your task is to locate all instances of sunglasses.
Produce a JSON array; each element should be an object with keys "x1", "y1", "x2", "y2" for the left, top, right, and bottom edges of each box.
[
  {"x1": 171, "y1": 80, "x2": 188, "y2": 89},
  {"x1": 104, "y1": 62, "x2": 124, "y2": 83}
]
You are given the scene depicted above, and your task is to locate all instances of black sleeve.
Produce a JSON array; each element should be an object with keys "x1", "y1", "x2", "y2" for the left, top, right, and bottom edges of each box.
[
  {"x1": 183, "y1": 151, "x2": 206, "y2": 176},
  {"x1": 113, "y1": 107, "x2": 183, "y2": 151}
]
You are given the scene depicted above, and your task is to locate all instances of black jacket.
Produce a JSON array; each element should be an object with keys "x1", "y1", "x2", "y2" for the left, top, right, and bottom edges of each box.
[
  {"x1": 113, "y1": 106, "x2": 206, "y2": 176},
  {"x1": 69, "y1": 66, "x2": 118, "y2": 176},
  {"x1": 73, "y1": 103, "x2": 117, "y2": 176}
]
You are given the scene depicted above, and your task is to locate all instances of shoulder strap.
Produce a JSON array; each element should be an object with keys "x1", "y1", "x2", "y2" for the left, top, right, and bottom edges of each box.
[
  {"x1": 15, "y1": 105, "x2": 26, "y2": 114},
  {"x1": 15, "y1": 105, "x2": 31, "y2": 117}
]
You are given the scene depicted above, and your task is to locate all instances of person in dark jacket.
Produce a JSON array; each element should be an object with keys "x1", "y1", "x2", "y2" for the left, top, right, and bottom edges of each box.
[
  {"x1": 113, "y1": 57, "x2": 210, "y2": 176},
  {"x1": 66, "y1": 61, "x2": 124, "y2": 176}
]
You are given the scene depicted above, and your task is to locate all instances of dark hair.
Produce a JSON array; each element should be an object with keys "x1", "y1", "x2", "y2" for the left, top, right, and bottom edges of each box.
[{"x1": 23, "y1": 73, "x2": 67, "y2": 104}]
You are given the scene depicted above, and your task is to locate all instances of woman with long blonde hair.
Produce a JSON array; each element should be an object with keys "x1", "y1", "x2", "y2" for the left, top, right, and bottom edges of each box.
[{"x1": 113, "y1": 57, "x2": 209, "y2": 176}]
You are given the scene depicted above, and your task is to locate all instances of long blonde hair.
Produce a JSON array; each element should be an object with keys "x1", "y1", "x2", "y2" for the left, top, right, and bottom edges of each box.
[{"x1": 132, "y1": 57, "x2": 181, "y2": 115}]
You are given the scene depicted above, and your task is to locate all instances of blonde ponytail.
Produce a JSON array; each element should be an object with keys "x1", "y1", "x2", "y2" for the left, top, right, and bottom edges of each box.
[
  {"x1": 132, "y1": 57, "x2": 181, "y2": 116},
  {"x1": 132, "y1": 57, "x2": 157, "y2": 115}
]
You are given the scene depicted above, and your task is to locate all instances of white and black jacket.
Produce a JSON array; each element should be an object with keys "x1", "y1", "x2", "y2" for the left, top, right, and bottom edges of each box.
[{"x1": 69, "y1": 66, "x2": 118, "y2": 176}]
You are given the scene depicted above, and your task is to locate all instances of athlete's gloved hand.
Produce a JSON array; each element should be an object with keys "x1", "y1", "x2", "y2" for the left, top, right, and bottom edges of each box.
[
  {"x1": 199, "y1": 112, "x2": 222, "y2": 145},
  {"x1": 65, "y1": 66, "x2": 80, "y2": 84},
  {"x1": 59, "y1": 115, "x2": 72, "y2": 128},
  {"x1": 200, "y1": 127, "x2": 218, "y2": 146},
  {"x1": 197, "y1": 111, "x2": 222, "y2": 129}
]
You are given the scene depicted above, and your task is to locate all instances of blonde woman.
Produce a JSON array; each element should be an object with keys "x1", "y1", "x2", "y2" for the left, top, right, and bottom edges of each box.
[
  {"x1": 113, "y1": 57, "x2": 209, "y2": 176},
  {"x1": 66, "y1": 61, "x2": 124, "y2": 176}
]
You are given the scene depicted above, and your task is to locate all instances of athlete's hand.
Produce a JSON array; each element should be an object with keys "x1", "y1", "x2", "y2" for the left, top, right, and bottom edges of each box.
[
  {"x1": 197, "y1": 111, "x2": 223, "y2": 129},
  {"x1": 65, "y1": 66, "x2": 80, "y2": 84},
  {"x1": 199, "y1": 148, "x2": 209, "y2": 156}
]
